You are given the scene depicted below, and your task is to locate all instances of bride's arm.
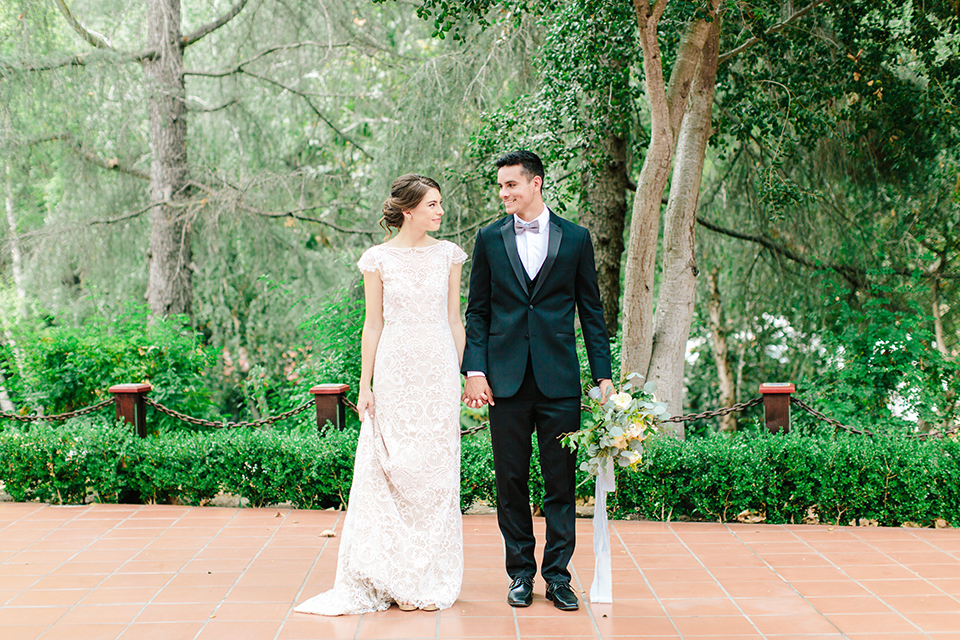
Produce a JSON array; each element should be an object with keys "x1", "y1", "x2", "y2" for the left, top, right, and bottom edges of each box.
[
  {"x1": 357, "y1": 269, "x2": 384, "y2": 418},
  {"x1": 447, "y1": 263, "x2": 466, "y2": 366}
]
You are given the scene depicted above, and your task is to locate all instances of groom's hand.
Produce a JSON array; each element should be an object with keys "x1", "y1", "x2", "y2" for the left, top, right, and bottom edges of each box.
[
  {"x1": 597, "y1": 379, "x2": 614, "y2": 405},
  {"x1": 463, "y1": 376, "x2": 495, "y2": 409}
]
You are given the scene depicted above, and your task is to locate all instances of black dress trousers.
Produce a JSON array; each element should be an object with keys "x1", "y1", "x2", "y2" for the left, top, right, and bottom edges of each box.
[{"x1": 488, "y1": 356, "x2": 580, "y2": 584}]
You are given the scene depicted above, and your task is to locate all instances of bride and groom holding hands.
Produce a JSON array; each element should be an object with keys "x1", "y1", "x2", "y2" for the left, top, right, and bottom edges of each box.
[{"x1": 295, "y1": 150, "x2": 614, "y2": 617}]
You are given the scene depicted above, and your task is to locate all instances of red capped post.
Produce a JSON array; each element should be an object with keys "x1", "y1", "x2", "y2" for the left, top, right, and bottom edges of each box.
[
  {"x1": 108, "y1": 383, "x2": 152, "y2": 438},
  {"x1": 310, "y1": 384, "x2": 350, "y2": 431},
  {"x1": 758, "y1": 383, "x2": 795, "y2": 434}
]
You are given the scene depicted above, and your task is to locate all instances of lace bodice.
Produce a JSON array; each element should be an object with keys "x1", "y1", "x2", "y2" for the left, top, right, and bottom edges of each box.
[{"x1": 357, "y1": 241, "x2": 467, "y2": 326}]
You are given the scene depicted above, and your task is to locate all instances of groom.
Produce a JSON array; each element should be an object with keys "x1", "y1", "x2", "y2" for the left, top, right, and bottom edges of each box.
[{"x1": 463, "y1": 150, "x2": 614, "y2": 611}]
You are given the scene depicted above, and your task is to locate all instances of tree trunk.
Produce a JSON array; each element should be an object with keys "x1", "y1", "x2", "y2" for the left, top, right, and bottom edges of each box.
[
  {"x1": 621, "y1": 0, "x2": 719, "y2": 385},
  {"x1": 705, "y1": 266, "x2": 737, "y2": 432},
  {"x1": 647, "y1": 18, "x2": 719, "y2": 434},
  {"x1": 144, "y1": 0, "x2": 192, "y2": 317},
  {"x1": 621, "y1": 0, "x2": 674, "y2": 382},
  {"x1": 4, "y1": 161, "x2": 27, "y2": 318},
  {"x1": 580, "y1": 133, "x2": 628, "y2": 337}
]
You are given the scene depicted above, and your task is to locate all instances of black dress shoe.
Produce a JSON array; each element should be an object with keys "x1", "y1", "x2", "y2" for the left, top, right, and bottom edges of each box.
[
  {"x1": 507, "y1": 576, "x2": 534, "y2": 607},
  {"x1": 545, "y1": 581, "x2": 579, "y2": 610}
]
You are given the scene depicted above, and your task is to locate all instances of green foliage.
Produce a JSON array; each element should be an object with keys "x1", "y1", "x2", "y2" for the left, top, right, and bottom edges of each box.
[
  {"x1": 613, "y1": 432, "x2": 960, "y2": 528},
  {"x1": 0, "y1": 420, "x2": 135, "y2": 504},
  {"x1": 801, "y1": 281, "x2": 960, "y2": 432},
  {"x1": 4, "y1": 422, "x2": 956, "y2": 529},
  {"x1": 11, "y1": 305, "x2": 215, "y2": 430},
  {"x1": 0, "y1": 419, "x2": 358, "y2": 509}
]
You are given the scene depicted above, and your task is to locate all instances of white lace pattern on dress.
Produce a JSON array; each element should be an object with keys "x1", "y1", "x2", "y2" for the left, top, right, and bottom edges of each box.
[{"x1": 295, "y1": 240, "x2": 467, "y2": 615}]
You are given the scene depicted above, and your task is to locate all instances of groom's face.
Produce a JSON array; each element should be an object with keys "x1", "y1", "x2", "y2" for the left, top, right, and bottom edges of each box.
[{"x1": 497, "y1": 164, "x2": 542, "y2": 220}]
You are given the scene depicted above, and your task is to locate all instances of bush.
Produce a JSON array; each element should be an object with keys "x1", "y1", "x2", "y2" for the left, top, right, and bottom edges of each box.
[
  {"x1": 613, "y1": 432, "x2": 960, "y2": 527},
  {"x1": 10, "y1": 305, "x2": 215, "y2": 431},
  {"x1": 2, "y1": 422, "x2": 957, "y2": 528}
]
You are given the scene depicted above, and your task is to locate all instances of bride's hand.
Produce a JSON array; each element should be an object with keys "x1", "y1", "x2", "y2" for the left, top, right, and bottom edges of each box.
[{"x1": 357, "y1": 387, "x2": 375, "y2": 419}]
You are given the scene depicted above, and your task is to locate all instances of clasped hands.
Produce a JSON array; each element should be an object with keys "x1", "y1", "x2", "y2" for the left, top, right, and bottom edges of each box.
[{"x1": 462, "y1": 376, "x2": 614, "y2": 409}]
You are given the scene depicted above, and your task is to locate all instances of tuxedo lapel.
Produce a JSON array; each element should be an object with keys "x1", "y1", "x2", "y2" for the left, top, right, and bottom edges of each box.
[
  {"x1": 500, "y1": 217, "x2": 529, "y2": 296},
  {"x1": 530, "y1": 217, "x2": 562, "y2": 301}
]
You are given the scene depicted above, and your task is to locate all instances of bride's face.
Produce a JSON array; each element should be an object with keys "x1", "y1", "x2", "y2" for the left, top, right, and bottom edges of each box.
[{"x1": 404, "y1": 188, "x2": 444, "y2": 232}]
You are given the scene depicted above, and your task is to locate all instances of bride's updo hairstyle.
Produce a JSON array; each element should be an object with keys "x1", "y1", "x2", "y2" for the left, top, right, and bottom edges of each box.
[{"x1": 380, "y1": 174, "x2": 441, "y2": 239}]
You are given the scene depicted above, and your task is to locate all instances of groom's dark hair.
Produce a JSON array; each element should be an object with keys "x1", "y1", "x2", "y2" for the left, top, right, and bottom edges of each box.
[{"x1": 496, "y1": 150, "x2": 545, "y2": 185}]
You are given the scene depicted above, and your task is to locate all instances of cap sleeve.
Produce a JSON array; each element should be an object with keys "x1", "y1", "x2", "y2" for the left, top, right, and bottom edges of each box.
[
  {"x1": 357, "y1": 246, "x2": 380, "y2": 273},
  {"x1": 447, "y1": 241, "x2": 468, "y2": 266}
]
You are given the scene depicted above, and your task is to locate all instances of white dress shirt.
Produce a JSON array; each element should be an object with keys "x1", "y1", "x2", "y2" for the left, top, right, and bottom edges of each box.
[{"x1": 515, "y1": 206, "x2": 550, "y2": 280}]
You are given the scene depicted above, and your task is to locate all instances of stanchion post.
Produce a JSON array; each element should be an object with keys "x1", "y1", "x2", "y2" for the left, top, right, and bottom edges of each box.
[
  {"x1": 108, "y1": 383, "x2": 152, "y2": 438},
  {"x1": 759, "y1": 383, "x2": 795, "y2": 434},
  {"x1": 310, "y1": 384, "x2": 350, "y2": 431}
]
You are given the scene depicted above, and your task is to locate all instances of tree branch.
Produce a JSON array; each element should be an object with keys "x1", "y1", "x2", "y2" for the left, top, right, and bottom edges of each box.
[
  {"x1": 718, "y1": 0, "x2": 830, "y2": 65},
  {"x1": 65, "y1": 138, "x2": 150, "y2": 180},
  {"x1": 181, "y1": 0, "x2": 250, "y2": 47},
  {"x1": 53, "y1": 0, "x2": 114, "y2": 50},
  {"x1": 245, "y1": 205, "x2": 374, "y2": 235},
  {"x1": 239, "y1": 69, "x2": 374, "y2": 159},
  {"x1": 186, "y1": 98, "x2": 238, "y2": 112},
  {"x1": 18, "y1": 132, "x2": 150, "y2": 180},
  {"x1": 696, "y1": 215, "x2": 960, "y2": 285},
  {"x1": 183, "y1": 41, "x2": 348, "y2": 78}
]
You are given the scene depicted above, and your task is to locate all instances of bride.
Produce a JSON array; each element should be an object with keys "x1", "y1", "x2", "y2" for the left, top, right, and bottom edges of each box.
[{"x1": 295, "y1": 174, "x2": 466, "y2": 615}]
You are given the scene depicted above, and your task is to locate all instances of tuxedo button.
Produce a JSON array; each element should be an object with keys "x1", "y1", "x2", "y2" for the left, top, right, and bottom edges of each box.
[
  {"x1": 524, "y1": 334, "x2": 528, "y2": 339},
  {"x1": 528, "y1": 304, "x2": 534, "y2": 310}
]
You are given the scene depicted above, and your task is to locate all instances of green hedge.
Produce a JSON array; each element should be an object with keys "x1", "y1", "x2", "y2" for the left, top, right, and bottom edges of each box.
[
  {"x1": 613, "y1": 433, "x2": 960, "y2": 527},
  {"x1": 1, "y1": 422, "x2": 957, "y2": 527}
]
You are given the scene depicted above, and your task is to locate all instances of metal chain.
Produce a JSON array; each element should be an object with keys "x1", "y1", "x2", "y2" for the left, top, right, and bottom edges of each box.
[
  {"x1": 789, "y1": 397, "x2": 874, "y2": 436},
  {"x1": 662, "y1": 396, "x2": 763, "y2": 423},
  {"x1": 342, "y1": 393, "x2": 490, "y2": 437},
  {"x1": 0, "y1": 398, "x2": 115, "y2": 423},
  {"x1": 791, "y1": 396, "x2": 960, "y2": 440},
  {"x1": 144, "y1": 397, "x2": 314, "y2": 430},
  {"x1": 460, "y1": 421, "x2": 490, "y2": 437}
]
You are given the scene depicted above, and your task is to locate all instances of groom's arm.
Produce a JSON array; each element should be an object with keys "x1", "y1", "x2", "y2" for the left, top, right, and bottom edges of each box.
[
  {"x1": 574, "y1": 229, "x2": 614, "y2": 383},
  {"x1": 462, "y1": 229, "x2": 492, "y2": 376},
  {"x1": 462, "y1": 230, "x2": 495, "y2": 407}
]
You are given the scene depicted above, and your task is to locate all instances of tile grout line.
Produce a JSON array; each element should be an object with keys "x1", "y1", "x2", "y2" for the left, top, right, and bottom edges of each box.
[
  {"x1": 0, "y1": 502, "x2": 62, "y2": 607},
  {"x1": 92, "y1": 505, "x2": 220, "y2": 638},
  {"x1": 848, "y1": 528, "x2": 960, "y2": 613},
  {"x1": 665, "y1": 523, "x2": 770, "y2": 639},
  {"x1": 0, "y1": 502, "x2": 49, "y2": 534},
  {"x1": 611, "y1": 522, "x2": 685, "y2": 639},
  {"x1": 192, "y1": 507, "x2": 298, "y2": 640},
  {"x1": 567, "y1": 554, "x2": 603, "y2": 639},
  {"x1": 271, "y1": 507, "x2": 346, "y2": 640},
  {"x1": 721, "y1": 524, "x2": 852, "y2": 639},
  {"x1": 878, "y1": 527, "x2": 960, "y2": 605},
  {"x1": 775, "y1": 526, "x2": 930, "y2": 638},
  {"x1": 7, "y1": 503, "x2": 144, "y2": 616},
  {"x1": 105, "y1": 506, "x2": 242, "y2": 639},
  {"x1": 30, "y1": 504, "x2": 149, "y2": 638}
]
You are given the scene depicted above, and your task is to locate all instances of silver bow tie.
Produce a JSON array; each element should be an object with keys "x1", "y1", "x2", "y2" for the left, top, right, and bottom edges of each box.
[{"x1": 514, "y1": 219, "x2": 540, "y2": 235}]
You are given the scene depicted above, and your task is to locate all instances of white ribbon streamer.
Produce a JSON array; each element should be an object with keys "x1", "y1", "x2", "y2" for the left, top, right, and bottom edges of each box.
[{"x1": 589, "y1": 456, "x2": 615, "y2": 603}]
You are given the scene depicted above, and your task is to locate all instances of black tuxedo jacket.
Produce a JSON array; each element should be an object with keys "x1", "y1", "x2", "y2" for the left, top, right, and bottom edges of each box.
[{"x1": 462, "y1": 211, "x2": 613, "y2": 398}]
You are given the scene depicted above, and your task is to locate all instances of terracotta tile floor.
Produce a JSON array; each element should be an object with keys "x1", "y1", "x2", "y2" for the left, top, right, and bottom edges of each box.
[{"x1": 2, "y1": 503, "x2": 959, "y2": 639}]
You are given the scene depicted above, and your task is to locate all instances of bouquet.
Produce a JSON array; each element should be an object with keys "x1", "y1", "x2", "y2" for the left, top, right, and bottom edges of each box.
[{"x1": 561, "y1": 373, "x2": 667, "y2": 476}]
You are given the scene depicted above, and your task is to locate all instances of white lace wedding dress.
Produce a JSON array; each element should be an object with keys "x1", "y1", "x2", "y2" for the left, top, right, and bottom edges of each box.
[{"x1": 295, "y1": 240, "x2": 467, "y2": 615}]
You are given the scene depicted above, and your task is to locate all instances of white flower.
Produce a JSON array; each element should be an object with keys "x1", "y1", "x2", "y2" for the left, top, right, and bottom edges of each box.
[{"x1": 611, "y1": 392, "x2": 633, "y2": 411}]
